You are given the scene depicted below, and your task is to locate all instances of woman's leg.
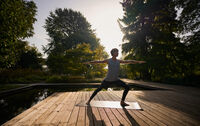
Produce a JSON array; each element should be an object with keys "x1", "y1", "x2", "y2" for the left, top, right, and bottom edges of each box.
[
  {"x1": 116, "y1": 80, "x2": 130, "y2": 106},
  {"x1": 86, "y1": 80, "x2": 107, "y2": 104}
]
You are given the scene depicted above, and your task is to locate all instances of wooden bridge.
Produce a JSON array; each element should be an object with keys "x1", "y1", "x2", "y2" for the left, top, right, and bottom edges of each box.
[{"x1": 3, "y1": 79, "x2": 200, "y2": 126}]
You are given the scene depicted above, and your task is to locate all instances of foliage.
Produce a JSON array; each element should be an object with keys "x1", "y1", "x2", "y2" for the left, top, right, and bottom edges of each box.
[
  {"x1": 0, "y1": 0, "x2": 37, "y2": 68},
  {"x1": 44, "y1": 8, "x2": 108, "y2": 78},
  {"x1": 119, "y1": 0, "x2": 179, "y2": 80},
  {"x1": 0, "y1": 69, "x2": 47, "y2": 84},
  {"x1": 119, "y1": 0, "x2": 200, "y2": 84},
  {"x1": 43, "y1": 8, "x2": 100, "y2": 55},
  {"x1": 46, "y1": 43, "x2": 108, "y2": 78},
  {"x1": 174, "y1": 0, "x2": 200, "y2": 79},
  {"x1": 46, "y1": 75, "x2": 102, "y2": 83},
  {"x1": 13, "y1": 41, "x2": 44, "y2": 69}
]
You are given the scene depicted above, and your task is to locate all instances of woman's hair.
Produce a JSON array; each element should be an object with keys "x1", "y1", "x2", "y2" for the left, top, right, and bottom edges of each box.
[{"x1": 110, "y1": 48, "x2": 118, "y2": 56}]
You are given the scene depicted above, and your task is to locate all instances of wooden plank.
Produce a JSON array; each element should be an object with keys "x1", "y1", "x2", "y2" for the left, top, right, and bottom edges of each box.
[
  {"x1": 90, "y1": 92, "x2": 103, "y2": 126},
  {"x1": 159, "y1": 90, "x2": 200, "y2": 107},
  {"x1": 131, "y1": 90, "x2": 200, "y2": 125},
  {"x1": 4, "y1": 88, "x2": 199, "y2": 126},
  {"x1": 106, "y1": 91, "x2": 141, "y2": 126},
  {"x1": 106, "y1": 91, "x2": 149, "y2": 126},
  {"x1": 57, "y1": 92, "x2": 80, "y2": 125},
  {"x1": 97, "y1": 92, "x2": 122, "y2": 126},
  {"x1": 136, "y1": 90, "x2": 200, "y2": 117},
  {"x1": 8, "y1": 92, "x2": 65, "y2": 126},
  {"x1": 101, "y1": 91, "x2": 131, "y2": 126},
  {"x1": 39, "y1": 93, "x2": 69, "y2": 125},
  {"x1": 85, "y1": 91, "x2": 94, "y2": 126},
  {"x1": 109, "y1": 91, "x2": 166, "y2": 126},
  {"x1": 42, "y1": 92, "x2": 74, "y2": 125},
  {"x1": 2, "y1": 92, "x2": 62, "y2": 126},
  {"x1": 95, "y1": 92, "x2": 113, "y2": 126},
  {"x1": 24, "y1": 92, "x2": 70, "y2": 126},
  {"x1": 116, "y1": 91, "x2": 194, "y2": 126},
  {"x1": 76, "y1": 91, "x2": 86, "y2": 126},
  {"x1": 49, "y1": 92, "x2": 76, "y2": 125},
  {"x1": 31, "y1": 92, "x2": 69, "y2": 125},
  {"x1": 67, "y1": 91, "x2": 83, "y2": 126},
  {"x1": 114, "y1": 91, "x2": 182, "y2": 126}
]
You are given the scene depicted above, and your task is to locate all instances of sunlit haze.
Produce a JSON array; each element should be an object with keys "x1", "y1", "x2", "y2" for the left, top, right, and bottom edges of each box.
[{"x1": 26, "y1": 0, "x2": 124, "y2": 58}]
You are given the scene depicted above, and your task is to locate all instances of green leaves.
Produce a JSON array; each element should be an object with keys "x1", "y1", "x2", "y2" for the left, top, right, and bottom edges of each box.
[
  {"x1": 0, "y1": 0, "x2": 37, "y2": 68},
  {"x1": 46, "y1": 43, "x2": 108, "y2": 78},
  {"x1": 119, "y1": 0, "x2": 180, "y2": 81},
  {"x1": 44, "y1": 8, "x2": 99, "y2": 55},
  {"x1": 44, "y1": 8, "x2": 107, "y2": 77},
  {"x1": 119, "y1": 0, "x2": 200, "y2": 84}
]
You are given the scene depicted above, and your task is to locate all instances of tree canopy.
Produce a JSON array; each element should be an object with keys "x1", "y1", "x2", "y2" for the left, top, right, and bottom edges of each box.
[
  {"x1": 46, "y1": 43, "x2": 108, "y2": 78},
  {"x1": 119, "y1": 0, "x2": 200, "y2": 84},
  {"x1": 44, "y1": 8, "x2": 108, "y2": 77},
  {"x1": 13, "y1": 41, "x2": 43, "y2": 69},
  {"x1": 0, "y1": 0, "x2": 37, "y2": 68},
  {"x1": 44, "y1": 8, "x2": 100, "y2": 55}
]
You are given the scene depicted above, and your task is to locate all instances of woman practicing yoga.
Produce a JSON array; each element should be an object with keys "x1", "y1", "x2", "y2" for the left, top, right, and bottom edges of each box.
[{"x1": 83, "y1": 48, "x2": 146, "y2": 106}]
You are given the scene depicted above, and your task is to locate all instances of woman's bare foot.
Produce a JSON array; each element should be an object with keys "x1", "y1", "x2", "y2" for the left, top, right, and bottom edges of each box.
[{"x1": 120, "y1": 101, "x2": 129, "y2": 107}]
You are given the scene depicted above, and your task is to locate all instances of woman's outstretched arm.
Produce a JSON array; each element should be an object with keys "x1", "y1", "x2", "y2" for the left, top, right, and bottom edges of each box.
[{"x1": 119, "y1": 60, "x2": 146, "y2": 64}]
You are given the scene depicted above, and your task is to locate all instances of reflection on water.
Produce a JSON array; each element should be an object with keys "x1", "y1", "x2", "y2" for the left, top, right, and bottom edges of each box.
[{"x1": 0, "y1": 87, "x2": 66, "y2": 125}]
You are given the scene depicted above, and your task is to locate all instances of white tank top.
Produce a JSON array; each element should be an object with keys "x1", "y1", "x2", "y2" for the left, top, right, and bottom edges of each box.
[{"x1": 104, "y1": 58, "x2": 120, "y2": 81}]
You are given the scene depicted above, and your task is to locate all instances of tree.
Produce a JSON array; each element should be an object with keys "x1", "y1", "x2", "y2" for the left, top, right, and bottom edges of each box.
[
  {"x1": 174, "y1": 0, "x2": 200, "y2": 82},
  {"x1": 119, "y1": 0, "x2": 180, "y2": 81},
  {"x1": 13, "y1": 41, "x2": 43, "y2": 69},
  {"x1": 44, "y1": 8, "x2": 100, "y2": 55},
  {"x1": 46, "y1": 43, "x2": 108, "y2": 78},
  {"x1": 44, "y1": 8, "x2": 106, "y2": 75},
  {"x1": 0, "y1": 0, "x2": 37, "y2": 68}
]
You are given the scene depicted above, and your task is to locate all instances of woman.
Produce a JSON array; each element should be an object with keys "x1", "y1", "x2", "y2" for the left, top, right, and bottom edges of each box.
[{"x1": 83, "y1": 48, "x2": 146, "y2": 106}]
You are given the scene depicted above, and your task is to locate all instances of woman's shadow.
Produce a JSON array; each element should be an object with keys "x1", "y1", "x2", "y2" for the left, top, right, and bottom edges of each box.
[
  {"x1": 86, "y1": 105, "x2": 139, "y2": 126},
  {"x1": 86, "y1": 105, "x2": 105, "y2": 126},
  {"x1": 123, "y1": 107, "x2": 139, "y2": 126}
]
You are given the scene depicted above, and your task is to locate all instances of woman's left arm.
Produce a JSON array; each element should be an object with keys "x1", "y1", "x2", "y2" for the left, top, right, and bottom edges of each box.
[{"x1": 119, "y1": 60, "x2": 146, "y2": 64}]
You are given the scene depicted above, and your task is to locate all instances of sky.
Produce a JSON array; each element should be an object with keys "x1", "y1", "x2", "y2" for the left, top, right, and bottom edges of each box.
[{"x1": 26, "y1": 0, "x2": 124, "y2": 58}]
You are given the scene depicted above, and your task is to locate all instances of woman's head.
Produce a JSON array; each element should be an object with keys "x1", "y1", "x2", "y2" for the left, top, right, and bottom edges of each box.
[{"x1": 110, "y1": 48, "x2": 119, "y2": 57}]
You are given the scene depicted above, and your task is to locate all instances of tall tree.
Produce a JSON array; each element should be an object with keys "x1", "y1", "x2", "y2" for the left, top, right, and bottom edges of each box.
[
  {"x1": 174, "y1": 0, "x2": 200, "y2": 81},
  {"x1": 0, "y1": 0, "x2": 37, "y2": 68},
  {"x1": 44, "y1": 8, "x2": 106, "y2": 75},
  {"x1": 44, "y1": 8, "x2": 100, "y2": 55},
  {"x1": 119, "y1": 0, "x2": 180, "y2": 81}
]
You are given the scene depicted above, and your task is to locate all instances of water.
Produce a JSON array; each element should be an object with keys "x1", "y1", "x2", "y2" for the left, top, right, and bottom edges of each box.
[{"x1": 0, "y1": 87, "x2": 83, "y2": 125}]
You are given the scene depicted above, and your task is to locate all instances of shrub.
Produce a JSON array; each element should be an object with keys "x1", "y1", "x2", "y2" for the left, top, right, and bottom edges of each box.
[{"x1": 0, "y1": 69, "x2": 47, "y2": 84}]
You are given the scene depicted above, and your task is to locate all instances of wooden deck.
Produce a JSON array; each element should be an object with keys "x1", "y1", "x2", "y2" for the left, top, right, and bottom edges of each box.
[{"x1": 3, "y1": 88, "x2": 200, "y2": 126}]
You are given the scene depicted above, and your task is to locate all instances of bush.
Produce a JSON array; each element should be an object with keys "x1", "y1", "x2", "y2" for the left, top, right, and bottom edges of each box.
[
  {"x1": 0, "y1": 69, "x2": 47, "y2": 84},
  {"x1": 46, "y1": 75, "x2": 85, "y2": 83},
  {"x1": 46, "y1": 75, "x2": 102, "y2": 83}
]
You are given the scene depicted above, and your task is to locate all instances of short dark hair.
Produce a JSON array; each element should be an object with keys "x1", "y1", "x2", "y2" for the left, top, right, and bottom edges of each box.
[{"x1": 110, "y1": 48, "x2": 118, "y2": 56}]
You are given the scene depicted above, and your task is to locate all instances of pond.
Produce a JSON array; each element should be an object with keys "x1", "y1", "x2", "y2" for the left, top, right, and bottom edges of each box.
[{"x1": 0, "y1": 85, "x2": 155, "y2": 125}]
